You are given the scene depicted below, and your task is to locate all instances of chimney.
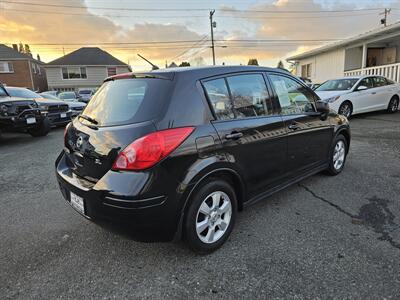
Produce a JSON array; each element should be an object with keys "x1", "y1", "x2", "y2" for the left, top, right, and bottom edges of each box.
[
  {"x1": 37, "y1": 54, "x2": 41, "y2": 62},
  {"x1": 12, "y1": 44, "x2": 18, "y2": 51}
]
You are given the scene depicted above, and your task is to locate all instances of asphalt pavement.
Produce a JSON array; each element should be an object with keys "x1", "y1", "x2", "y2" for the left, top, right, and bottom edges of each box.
[{"x1": 1, "y1": 111, "x2": 400, "y2": 299}]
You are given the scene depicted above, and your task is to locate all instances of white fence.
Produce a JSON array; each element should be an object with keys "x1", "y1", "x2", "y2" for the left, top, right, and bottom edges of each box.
[{"x1": 344, "y1": 63, "x2": 400, "y2": 82}]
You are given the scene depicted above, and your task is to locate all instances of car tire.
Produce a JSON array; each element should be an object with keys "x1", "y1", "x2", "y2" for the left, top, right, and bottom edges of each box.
[
  {"x1": 326, "y1": 134, "x2": 348, "y2": 176},
  {"x1": 338, "y1": 101, "x2": 353, "y2": 118},
  {"x1": 184, "y1": 178, "x2": 237, "y2": 254},
  {"x1": 387, "y1": 96, "x2": 399, "y2": 113},
  {"x1": 28, "y1": 117, "x2": 51, "y2": 137}
]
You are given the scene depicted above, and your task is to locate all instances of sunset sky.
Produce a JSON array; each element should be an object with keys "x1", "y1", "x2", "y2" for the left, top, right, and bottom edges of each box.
[{"x1": 1, "y1": 0, "x2": 399, "y2": 71}]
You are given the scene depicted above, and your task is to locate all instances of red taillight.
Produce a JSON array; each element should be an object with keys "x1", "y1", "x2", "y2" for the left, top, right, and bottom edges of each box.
[{"x1": 112, "y1": 127, "x2": 194, "y2": 171}]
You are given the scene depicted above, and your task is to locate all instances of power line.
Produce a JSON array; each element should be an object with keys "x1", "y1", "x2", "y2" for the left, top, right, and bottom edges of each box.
[
  {"x1": 170, "y1": 34, "x2": 209, "y2": 61},
  {"x1": 0, "y1": 7, "x2": 383, "y2": 20},
  {"x1": 4, "y1": 39, "x2": 340, "y2": 46},
  {"x1": 0, "y1": 0, "x2": 390, "y2": 13}
]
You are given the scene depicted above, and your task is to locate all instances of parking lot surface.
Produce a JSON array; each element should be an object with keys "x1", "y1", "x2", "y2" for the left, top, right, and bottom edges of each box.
[{"x1": 1, "y1": 112, "x2": 400, "y2": 299}]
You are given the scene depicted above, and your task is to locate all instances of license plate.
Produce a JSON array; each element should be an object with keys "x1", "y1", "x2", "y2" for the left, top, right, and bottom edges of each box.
[
  {"x1": 26, "y1": 117, "x2": 36, "y2": 124},
  {"x1": 70, "y1": 192, "x2": 85, "y2": 215},
  {"x1": 61, "y1": 113, "x2": 67, "y2": 118}
]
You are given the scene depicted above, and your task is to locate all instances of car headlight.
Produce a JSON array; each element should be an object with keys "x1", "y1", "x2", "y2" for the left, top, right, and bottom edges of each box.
[{"x1": 323, "y1": 95, "x2": 341, "y2": 103}]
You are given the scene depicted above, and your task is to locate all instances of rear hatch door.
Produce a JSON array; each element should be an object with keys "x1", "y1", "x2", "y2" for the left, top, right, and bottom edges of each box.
[{"x1": 65, "y1": 76, "x2": 174, "y2": 181}]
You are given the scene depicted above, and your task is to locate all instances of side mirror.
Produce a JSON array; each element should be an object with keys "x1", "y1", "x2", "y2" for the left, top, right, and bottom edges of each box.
[
  {"x1": 357, "y1": 85, "x2": 368, "y2": 91},
  {"x1": 315, "y1": 100, "x2": 330, "y2": 114}
]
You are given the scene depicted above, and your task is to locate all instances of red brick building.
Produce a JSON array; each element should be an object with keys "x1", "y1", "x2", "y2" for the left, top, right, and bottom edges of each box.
[{"x1": 0, "y1": 44, "x2": 48, "y2": 92}]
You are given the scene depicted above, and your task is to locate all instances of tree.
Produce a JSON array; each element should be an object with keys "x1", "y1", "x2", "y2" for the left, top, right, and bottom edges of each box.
[
  {"x1": 18, "y1": 42, "x2": 24, "y2": 53},
  {"x1": 277, "y1": 60, "x2": 285, "y2": 69},
  {"x1": 179, "y1": 61, "x2": 190, "y2": 67},
  {"x1": 24, "y1": 44, "x2": 31, "y2": 55},
  {"x1": 247, "y1": 58, "x2": 259, "y2": 66}
]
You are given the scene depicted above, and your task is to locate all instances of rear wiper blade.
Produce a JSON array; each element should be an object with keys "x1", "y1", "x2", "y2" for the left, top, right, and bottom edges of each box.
[{"x1": 79, "y1": 114, "x2": 98, "y2": 125}]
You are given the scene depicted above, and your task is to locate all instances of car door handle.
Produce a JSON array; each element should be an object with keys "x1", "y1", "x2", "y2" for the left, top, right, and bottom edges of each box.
[
  {"x1": 288, "y1": 123, "x2": 300, "y2": 131},
  {"x1": 225, "y1": 132, "x2": 243, "y2": 140},
  {"x1": 371, "y1": 92, "x2": 377, "y2": 95}
]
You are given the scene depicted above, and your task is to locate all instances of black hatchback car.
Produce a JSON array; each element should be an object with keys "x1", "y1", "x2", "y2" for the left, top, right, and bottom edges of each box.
[{"x1": 56, "y1": 66, "x2": 350, "y2": 253}]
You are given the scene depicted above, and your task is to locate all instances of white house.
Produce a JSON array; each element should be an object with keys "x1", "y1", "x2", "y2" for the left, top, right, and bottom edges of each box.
[
  {"x1": 45, "y1": 47, "x2": 131, "y2": 91},
  {"x1": 287, "y1": 22, "x2": 400, "y2": 84}
]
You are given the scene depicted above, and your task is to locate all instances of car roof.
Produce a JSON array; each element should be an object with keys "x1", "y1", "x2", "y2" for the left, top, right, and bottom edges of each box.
[{"x1": 107, "y1": 65, "x2": 290, "y2": 81}]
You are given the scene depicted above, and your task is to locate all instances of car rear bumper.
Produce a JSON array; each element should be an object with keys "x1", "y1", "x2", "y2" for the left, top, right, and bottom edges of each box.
[{"x1": 55, "y1": 151, "x2": 181, "y2": 239}]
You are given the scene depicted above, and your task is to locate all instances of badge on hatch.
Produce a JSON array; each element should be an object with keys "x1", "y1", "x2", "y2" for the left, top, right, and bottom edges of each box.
[{"x1": 76, "y1": 136, "x2": 83, "y2": 148}]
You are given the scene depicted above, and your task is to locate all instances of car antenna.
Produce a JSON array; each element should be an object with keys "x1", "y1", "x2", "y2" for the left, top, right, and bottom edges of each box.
[{"x1": 137, "y1": 54, "x2": 159, "y2": 70}]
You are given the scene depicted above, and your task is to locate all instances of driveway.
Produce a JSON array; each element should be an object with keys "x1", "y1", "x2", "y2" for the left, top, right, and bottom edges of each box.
[{"x1": 1, "y1": 112, "x2": 399, "y2": 299}]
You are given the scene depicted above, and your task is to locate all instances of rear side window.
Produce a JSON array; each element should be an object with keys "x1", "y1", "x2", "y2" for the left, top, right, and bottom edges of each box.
[
  {"x1": 203, "y1": 73, "x2": 272, "y2": 120},
  {"x1": 269, "y1": 74, "x2": 316, "y2": 115},
  {"x1": 203, "y1": 78, "x2": 234, "y2": 120},
  {"x1": 226, "y1": 74, "x2": 272, "y2": 118},
  {"x1": 373, "y1": 76, "x2": 387, "y2": 87},
  {"x1": 82, "y1": 78, "x2": 172, "y2": 126}
]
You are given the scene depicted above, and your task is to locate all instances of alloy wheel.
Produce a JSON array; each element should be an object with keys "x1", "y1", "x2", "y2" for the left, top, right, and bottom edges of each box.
[
  {"x1": 196, "y1": 191, "x2": 232, "y2": 244},
  {"x1": 390, "y1": 99, "x2": 399, "y2": 112},
  {"x1": 333, "y1": 140, "x2": 346, "y2": 171},
  {"x1": 339, "y1": 104, "x2": 351, "y2": 118}
]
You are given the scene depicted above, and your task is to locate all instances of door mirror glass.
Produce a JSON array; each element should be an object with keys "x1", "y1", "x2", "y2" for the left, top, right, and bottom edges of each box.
[
  {"x1": 357, "y1": 85, "x2": 368, "y2": 91},
  {"x1": 315, "y1": 100, "x2": 330, "y2": 114}
]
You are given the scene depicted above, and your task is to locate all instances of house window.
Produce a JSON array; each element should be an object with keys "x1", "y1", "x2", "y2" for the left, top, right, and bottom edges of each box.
[
  {"x1": 107, "y1": 67, "x2": 117, "y2": 76},
  {"x1": 37, "y1": 64, "x2": 41, "y2": 75},
  {"x1": 301, "y1": 63, "x2": 312, "y2": 79},
  {"x1": 62, "y1": 67, "x2": 87, "y2": 79},
  {"x1": 0, "y1": 61, "x2": 14, "y2": 73}
]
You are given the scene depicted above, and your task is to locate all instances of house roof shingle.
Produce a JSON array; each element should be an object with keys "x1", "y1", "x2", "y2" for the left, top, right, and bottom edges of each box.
[
  {"x1": 47, "y1": 47, "x2": 128, "y2": 66},
  {"x1": 0, "y1": 44, "x2": 42, "y2": 63}
]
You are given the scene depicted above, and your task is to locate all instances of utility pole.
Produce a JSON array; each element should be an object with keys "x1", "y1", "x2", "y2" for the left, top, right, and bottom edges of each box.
[
  {"x1": 380, "y1": 8, "x2": 391, "y2": 27},
  {"x1": 209, "y1": 10, "x2": 216, "y2": 65}
]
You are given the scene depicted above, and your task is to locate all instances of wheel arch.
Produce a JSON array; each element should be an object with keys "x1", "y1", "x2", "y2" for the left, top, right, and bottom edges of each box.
[
  {"x1": 174, "y1": 167, "x2": 246, "y2": 241},
  {"x1": 335, "y1": 128, "x2": 351, "y2": 153}
]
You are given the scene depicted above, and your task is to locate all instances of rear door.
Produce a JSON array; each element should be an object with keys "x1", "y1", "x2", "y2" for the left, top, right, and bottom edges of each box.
[
  {"x1": 266, "y1": 72, "x2": 333, "y2": 176},
  {"x1": 372, "y1": 76, "x2": 396, "y2": 110},
  {"x1": 202, "y1": 73, "x2": 287, "y2": 198}
]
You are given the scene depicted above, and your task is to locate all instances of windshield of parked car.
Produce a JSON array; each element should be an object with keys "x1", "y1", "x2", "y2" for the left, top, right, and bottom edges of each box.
[
  {"x1": 59, "y1": 92, "x2": 77, "y2": 100},
  {"x1": 6, "y1": 87, "x2": 42, "y2": 99},
  {"x1": 316, "y1": 79, "x2": 359, "y2": 91},
  {"x1": 0, "y1": 86, "x2": 8, "y2": 97},
  {"x1": 41, "y1": 93, "x2": 60, "y2": 100},
  {"x1": 81, "y1": 78, "x2": 172, "y2": 127}
]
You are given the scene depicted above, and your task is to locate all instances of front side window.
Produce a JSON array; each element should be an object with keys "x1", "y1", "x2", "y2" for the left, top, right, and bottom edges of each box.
[
  {"x1": 203, "y1": 78, "x2": 234, "y2": 120},
  {"x1": 62, "y1": 67, "x2": 87, "y2": 79},
  {"x1": 358, "y1": 77, "x2": 374, "y2": 89},
  {"x1": 226, "y1": 74, "x2": 271, "y2": 118},
  {"x1": 269, "y1": 74, "x2": 315, "y2": 115},
  {"x1": 0, "y1": 61, "x2": 14, "y2": 73}
]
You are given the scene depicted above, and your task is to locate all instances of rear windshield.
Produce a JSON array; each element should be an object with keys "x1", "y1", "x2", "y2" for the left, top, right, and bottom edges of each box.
[
  {"x1": 79, "y1": 90, "x2": 92, "y2": 94},
  {"x1": 81, "y1": 78, "x2": 172, "y2": 127}
]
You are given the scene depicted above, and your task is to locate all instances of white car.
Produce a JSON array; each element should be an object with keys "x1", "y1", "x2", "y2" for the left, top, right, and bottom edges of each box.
[{"x1": 314, "y1": 75, "x2": 400, "y2": 117}]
